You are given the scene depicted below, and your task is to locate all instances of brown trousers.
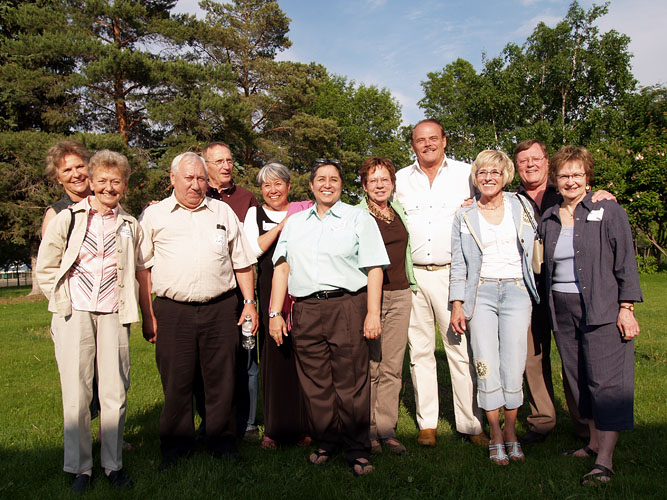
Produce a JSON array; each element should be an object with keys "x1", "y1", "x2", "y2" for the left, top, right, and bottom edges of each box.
[{"x1": 291, "y1": 292, "x2": 370, "y2": 464}]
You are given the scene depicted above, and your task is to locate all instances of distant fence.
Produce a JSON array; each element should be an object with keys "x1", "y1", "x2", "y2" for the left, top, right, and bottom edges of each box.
[{"x1": 0, "y1": 271, "x2": 33, "y2": 288}]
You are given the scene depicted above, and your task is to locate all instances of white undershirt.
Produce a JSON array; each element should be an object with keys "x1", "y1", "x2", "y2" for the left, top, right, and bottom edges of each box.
[
  {"x1": 478, "y1": 199, "x2": 523, "y2": 279},
  {"x1": 243, "y1": 206, "x2": 287, "y2": 258}
]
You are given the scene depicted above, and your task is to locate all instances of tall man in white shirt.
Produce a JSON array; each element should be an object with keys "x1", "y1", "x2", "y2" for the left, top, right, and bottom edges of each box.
[{"x1": 395, "y1": 119, "x2": 487, "y2": 447}]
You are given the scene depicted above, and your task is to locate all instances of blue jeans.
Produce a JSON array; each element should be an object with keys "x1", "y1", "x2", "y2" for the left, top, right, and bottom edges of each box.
[{"x1": 468, "y1": 278, "x2": 532, "y2": 411}]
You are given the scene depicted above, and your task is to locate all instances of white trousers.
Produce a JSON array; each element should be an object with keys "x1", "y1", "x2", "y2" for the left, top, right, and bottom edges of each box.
[
  {"x1": 408, "y1": 267, "x2": 483, "y2": 434},
  {"x1": 51, "y1": 310, "x2": 130, "y2": 474}
]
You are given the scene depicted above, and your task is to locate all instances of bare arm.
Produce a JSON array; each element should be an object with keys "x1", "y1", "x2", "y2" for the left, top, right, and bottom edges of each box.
[
  {"x1": 136, "y1": 269, "x2": 157, "y2": 343},
  {"x1": 256, "y1": 216, "x2": 288, "y2": 253},
  {"x1": 268, "y1": 259, "x2": 290, "y2": 346},
  {"x1": 363, "y1": 266, "x2": 383, "y2": 339},
  {"x1": 40, "y1": 208, "x2": 57, "y2": 239},
  {"x1": 234, "y1": 265, "x2": 258, "y2": 334}
]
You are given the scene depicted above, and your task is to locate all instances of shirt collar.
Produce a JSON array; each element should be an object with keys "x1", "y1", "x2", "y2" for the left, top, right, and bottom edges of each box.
[
  {"x1": 413, "y1": 157, "x2": 448, "y2": 178},
  {"x1": 306, "y1": 200, "x2": 344, "y2": 220},
  {"x1": 84, "y1": 196, "x2": 119, "y2": 217},
  {"x1": 169, "y1": 192, "x2": 210, "y2": 212}
]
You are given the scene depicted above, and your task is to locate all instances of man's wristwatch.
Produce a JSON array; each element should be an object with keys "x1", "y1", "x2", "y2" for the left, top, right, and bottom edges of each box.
[
  {"x1": 268, "y1": 311, "x2": 283, "y2": 318},
  {"x1": 243, "y1": 299, "x2": 257, "y2": 305},
  {"x1": 620, "y1": 303, "x2": 634, "y2": 311}
]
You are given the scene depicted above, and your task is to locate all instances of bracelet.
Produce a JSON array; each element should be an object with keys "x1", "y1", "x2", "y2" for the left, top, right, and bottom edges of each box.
[
  {"x1": 268, "y1": 311, "x2": 283, "y2": 318},
  {"x1": 620, "y1": 303, "x2": 634, "y2": 311},
  {"x1": 243, "y1": 299, "x2": 257, "y2": 305}
]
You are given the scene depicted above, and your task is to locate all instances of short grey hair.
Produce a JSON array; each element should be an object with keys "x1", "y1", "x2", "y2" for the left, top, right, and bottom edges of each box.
[
  {"x1": 171, "y1": 152, "x2": 208, "y2": 176},
  {"x1": 256, "y1": 162, "x2": 291, "y2": 185}
]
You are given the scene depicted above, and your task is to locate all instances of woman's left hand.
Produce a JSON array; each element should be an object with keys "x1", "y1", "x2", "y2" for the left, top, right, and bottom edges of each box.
[
  {"x1": 363, "y1": 313, "x2": 382, "y2": 339},
  {"x1": 617, "y1": 307, "x2": 640, "y2": 340}
]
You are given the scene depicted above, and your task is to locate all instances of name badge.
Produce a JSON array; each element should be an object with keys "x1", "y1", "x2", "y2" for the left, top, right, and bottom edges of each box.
[
  {"x1": 587, "y1": 208, "x2": 604, "y2": 221},
  {"x1": 119, "y1": 226, "x2": 132, "y2": 238},
  {"x1": 262, "y1": 221, "x2": 278, "y2": 231},
  {"x1": 215, "y1": 233, "x2": 227, "y2": 247},
  {"x1": 460, "y1": 223, "x2": 471, "y2": 235},
  {"x1": 330, "y1": 221, "x2": 346, "y2": 231}
]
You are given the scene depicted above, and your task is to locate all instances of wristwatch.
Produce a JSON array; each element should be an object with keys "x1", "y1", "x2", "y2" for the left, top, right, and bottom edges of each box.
[
  {"x1": 268, "y1": 311, "x2": 283, "y2": 318},
  {"x1": 243, "y1": 299, "x2": 257, "y2": 305},
  {"x1": 620, "y1": 303, "x2": 634, "y2": 311}
]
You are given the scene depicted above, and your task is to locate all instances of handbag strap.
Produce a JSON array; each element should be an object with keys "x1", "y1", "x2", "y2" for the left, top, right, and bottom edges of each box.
[{"x1": 516, "y1": 194, "x2": 539, "y2": 236}]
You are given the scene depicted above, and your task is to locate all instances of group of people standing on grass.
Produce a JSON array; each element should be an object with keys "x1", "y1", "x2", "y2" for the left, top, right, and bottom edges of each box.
[{"x1": 35, "y1": 118, "x2": 642, "y2": 493}]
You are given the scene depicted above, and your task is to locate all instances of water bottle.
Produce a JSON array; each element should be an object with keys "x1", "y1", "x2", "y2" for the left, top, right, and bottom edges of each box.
[{"x1": 241, "y1": 315, "x2": 255, "y2": 350}]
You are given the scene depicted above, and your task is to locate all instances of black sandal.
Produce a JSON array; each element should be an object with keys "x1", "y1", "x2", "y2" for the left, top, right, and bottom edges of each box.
[
  {"x1": 308, "y1": 449, "x2": 331, "y2": 465},
  {"x1": 581, "y1": 463, "x2": 614, "y2": 486},
  {"x1": 563, "y1": 444, "x2": 596, "y2": 457},
  {"x1": 350, "y1": 458, "x2": 374, "y2": 477}
]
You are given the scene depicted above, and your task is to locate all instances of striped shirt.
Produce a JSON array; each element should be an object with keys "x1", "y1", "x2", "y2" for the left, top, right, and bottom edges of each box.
[{"x1": 68, "y1": 197, "x2": 119, "y2": 313}]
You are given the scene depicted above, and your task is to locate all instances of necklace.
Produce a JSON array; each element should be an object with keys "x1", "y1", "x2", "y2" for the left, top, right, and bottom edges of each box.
[
  {"x1": 367, "y1": 199, "x2": 395, "y2": 222},
  {"x1": 560, "y1": 204, "x2": 576, "y2": 218}
]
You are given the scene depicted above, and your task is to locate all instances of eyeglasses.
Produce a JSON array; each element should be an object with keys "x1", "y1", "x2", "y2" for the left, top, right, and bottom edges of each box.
[
  {"x1": 476, "y1": 170, "x2": 503, "y2": 178},
  {"x1": 366, "y1": 177, "x2": 392, "y2": 187},
  {"x1": 556, "y1": 173, "x2": 586, "y2": 182},
  {"x1": 313, "y1": 158, "x2": 341, "y2": 168},
  {"x1": 517, "y1": 156, "x2": 546, "y2": 166},
  {"x1": 206, "y1": 159, "x2": 234, "y2": 167}
]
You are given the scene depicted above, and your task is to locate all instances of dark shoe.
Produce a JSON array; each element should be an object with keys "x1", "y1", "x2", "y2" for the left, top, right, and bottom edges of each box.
[
  {"x1": 465, "y1": 432, "x2": 490, "y2": 447},
  {"x1": 210, "y1": 448, "x2": 241, "y2": 462},
  {"x1": 581, "y1": 463, "x2": 614, "y2": 486},
  {"x1": 158, "y1": 455, "x2": 179, "y2": 473},
  {"x1": 72, "y1": 473, "x2": 93, "y2": 494},
  {"x1": 521, "y1": 431, "x2": 547, "y2": 445},
  {"x1": 244, "y1": 427, "x2": 261, "y2": 442},
  {"x1": 195, "y1": 424, "x2": 207, "y2": 443},
  {"x1": 563, "y1": 444, "x2": 597, "y2": 458},
  {"x1": 381, "y1": 438, "x2": 407, "y2": 455},
  {"x1": 105, "y1": 468, "x2": 134, "y2": 489},
  {"x1": 417, "y1": 428, "x2": 437, "y2": 447}
]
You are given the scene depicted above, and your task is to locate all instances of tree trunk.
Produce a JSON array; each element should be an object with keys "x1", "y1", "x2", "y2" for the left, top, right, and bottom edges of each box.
[{"x1": 28, "y1": 251, "x2": 43, "y2": 296}]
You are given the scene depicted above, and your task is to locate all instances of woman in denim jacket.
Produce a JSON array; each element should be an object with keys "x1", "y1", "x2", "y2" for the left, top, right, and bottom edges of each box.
[{"x1": 450, "y1": 150, "x2": 539, "y2": 466}]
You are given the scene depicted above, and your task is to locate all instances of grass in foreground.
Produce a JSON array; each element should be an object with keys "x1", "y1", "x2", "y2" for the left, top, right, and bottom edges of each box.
[{"x1": 0, "y1": 278, "x2": 665, "y2": 499}]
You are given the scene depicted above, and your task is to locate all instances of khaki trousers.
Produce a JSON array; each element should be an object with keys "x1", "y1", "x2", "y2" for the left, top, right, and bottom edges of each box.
[
  {"x1": 524, "y1": 302, "x2": 557, "y2": 434},
  {"x1": 408, "y1": 267, "x2": 483, "y2": 434},
  {"x1": 51, "y1": 310, "x2": 130, "y2": 474},
  {"x1": 369, "y1": 288, "x2": 412, "y2": 440}
]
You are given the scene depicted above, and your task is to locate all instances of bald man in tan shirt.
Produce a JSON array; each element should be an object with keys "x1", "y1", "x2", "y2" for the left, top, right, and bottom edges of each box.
[{"x1": 136, "y1": 152, "x2": 258, "y2": 471}]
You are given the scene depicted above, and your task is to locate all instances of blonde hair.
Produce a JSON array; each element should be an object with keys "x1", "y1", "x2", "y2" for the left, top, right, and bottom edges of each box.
[{"x1": 471, "y1": 150, "x2": 515, "y2": 189}]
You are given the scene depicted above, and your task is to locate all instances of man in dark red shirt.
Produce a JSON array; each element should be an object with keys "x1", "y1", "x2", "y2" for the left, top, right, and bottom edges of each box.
[
  {"x1": 202, "y1": 142, "x2": 258, "y2": 222},
  {"x1": 195, "y1": 142, "x2": 260, "y2": 442}
]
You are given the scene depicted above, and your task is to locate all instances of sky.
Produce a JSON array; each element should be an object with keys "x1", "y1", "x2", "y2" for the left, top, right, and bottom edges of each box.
[{"x1": 174, "y1": 0, "x2": 667, "y2": 125}]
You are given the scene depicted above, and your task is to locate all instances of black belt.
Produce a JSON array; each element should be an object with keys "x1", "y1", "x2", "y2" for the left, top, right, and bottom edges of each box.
[{"x1": 294, "y1": 287, "x2": 366, "y2": 301}]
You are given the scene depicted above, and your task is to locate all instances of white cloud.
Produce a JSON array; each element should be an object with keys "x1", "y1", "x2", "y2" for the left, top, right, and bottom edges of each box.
[
  {"x1": 514, "y1": 13, "x2": 563, "y2": 37},
  {"x1": 366, "y1": 0, "x2": 387, "y2": 7}
]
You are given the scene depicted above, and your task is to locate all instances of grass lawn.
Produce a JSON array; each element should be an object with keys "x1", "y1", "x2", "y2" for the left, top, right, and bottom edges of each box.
[{"x1": 1, "y1": 276, "x2": 665, "y2": 499}]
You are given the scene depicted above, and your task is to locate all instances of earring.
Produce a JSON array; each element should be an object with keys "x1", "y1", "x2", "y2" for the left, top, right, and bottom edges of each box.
[{"x1": 586, "y1": 185, "x2": 591, "y2": 192}]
